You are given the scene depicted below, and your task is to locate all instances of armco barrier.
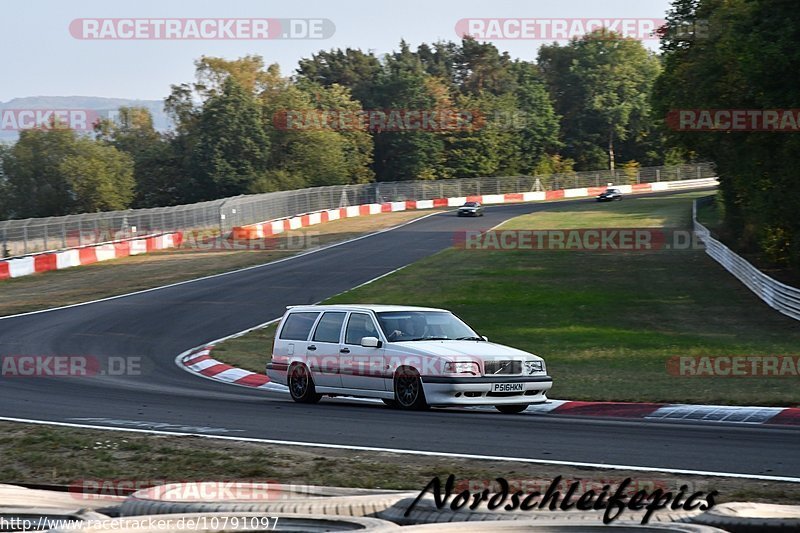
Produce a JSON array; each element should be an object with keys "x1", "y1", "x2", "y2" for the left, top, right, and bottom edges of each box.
[
  {"x1": 233, "y1": 178, "x2": 719, "y2": 240},
  {"x1": 0, "y1": 232, "x2": 182, "y2": 281},
  {"x1": 693, "y1": 197, "x2": 800, "y2": 321}
]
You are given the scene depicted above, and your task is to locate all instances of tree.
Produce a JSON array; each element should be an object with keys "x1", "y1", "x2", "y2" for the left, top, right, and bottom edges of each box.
[
  {"x1": 1, "y1": 127, "x2": 79, "y2": 217},
  {"x1": 60, "y1": 139, "x2": 134, "y2": 212},
  {"x1": 192, "y1": 77, "x2": 271, "y2": 200},
  {"x1": 94, "y1": 107, "x2": 180, "y2": 207},
  {"x1": 539, "y1": 32, "x2": 662, "y2": 170},
  {"x1": 297, "y1": 48, "x2": 383, "y2": 106},
  {"x1": 654, "y1": 0, "x2": 800, "y2": 268}
]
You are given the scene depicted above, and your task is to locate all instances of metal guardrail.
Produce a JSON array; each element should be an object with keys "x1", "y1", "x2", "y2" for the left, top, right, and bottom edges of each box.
[
  {"x1": 0, "y1": 163, "x2": 716, "y2": 258},
  {"x1": 693, "y1": 196, "x2": 800, "y2": 321}
]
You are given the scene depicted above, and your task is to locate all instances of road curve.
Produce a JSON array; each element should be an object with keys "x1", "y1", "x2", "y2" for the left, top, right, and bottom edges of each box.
[{"x1": 1, "y1": 190, "x2": 798, "y2": 480}]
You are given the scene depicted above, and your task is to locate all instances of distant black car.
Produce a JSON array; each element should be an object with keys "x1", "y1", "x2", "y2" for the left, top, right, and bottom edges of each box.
[
  {"x1": 597, "y1": 188, "x2": 623, "y2": 202},
  {"x1": 457, "y1": 201, "x2": 484, "y2": 216}
]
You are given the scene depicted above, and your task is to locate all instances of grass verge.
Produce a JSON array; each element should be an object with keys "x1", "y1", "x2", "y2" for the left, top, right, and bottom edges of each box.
[
  {"x1": 216, "y1": 192, "x2": 800, "y2": 406},
  {"x1": 0, "y1": 421, "x2": 797, "y2": 503},
  {"x1": 0, "y1": 210, "x2": 434, "y2": 317}
]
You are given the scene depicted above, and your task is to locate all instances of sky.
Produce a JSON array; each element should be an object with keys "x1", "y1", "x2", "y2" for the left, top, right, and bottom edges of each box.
[{"x1": 2, "y1": 0, "x2": 674, "y2": 102}]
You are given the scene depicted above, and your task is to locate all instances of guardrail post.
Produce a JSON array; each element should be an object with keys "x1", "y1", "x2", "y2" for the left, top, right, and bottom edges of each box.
[
  {"x1": 23, "y1": 220, "x2": 29, "y2": 254},
  {"x1": 656, "y1": 169, "x2": 661, "y2": 182}
]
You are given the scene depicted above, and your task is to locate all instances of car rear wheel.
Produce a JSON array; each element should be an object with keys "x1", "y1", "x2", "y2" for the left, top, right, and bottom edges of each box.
[
  {"x1": 394, "y1": 368, "x2": 429, "y2": 410},
  {"x1": 495, "y1": 404, "x2": 528, "y2": 414},
  {"x1": 288, "y1": 364, "x2": 322, "y2": 404}
]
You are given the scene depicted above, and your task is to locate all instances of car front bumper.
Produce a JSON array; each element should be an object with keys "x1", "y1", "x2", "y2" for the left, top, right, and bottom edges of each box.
[{"x1": 421, "y1": 375, "x2": 553, "y2": 406}]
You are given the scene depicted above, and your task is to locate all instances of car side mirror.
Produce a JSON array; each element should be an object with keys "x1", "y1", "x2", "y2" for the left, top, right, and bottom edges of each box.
[
  {"x1": 361, "y1": 336, "x2": 382, "y2": 348},
  {"x1": 481, "y1": 335, "x2": 489, "y2": 342}
]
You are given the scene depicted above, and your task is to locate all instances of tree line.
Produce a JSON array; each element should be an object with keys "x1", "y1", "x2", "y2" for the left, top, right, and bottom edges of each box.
[
  {"x1": 0, "y1": 34, "x2": 676, "y2": 220},
  {"x1": 654, "y1": 0, "x2": 800, "y2": 269}
]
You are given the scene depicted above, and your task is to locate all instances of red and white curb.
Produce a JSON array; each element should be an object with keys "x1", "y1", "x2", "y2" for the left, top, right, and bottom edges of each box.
[
  {"x1": 0, "y1": 232, "x2": 182, "y2": 281},
  {"x1": 179, "y1": 345, "x2": 286, "y2": 392},
  {"x1": 528, "y1": 399, "x2": 800, "y2": 426},
  {"x1": 177, "y1": 346, "x2": 800, "y2": 426}
]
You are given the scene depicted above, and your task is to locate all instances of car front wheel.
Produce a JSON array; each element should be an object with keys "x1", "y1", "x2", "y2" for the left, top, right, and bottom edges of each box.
[
  {"x1": 495, "y1": 404, "x2": 528, "y2": 414},
  {"x1": 394, "y1": 368, "x2": 429, "y2": 410},
  {"x1": 288, "y1": 364, "x2": 322, "y2": 404}
]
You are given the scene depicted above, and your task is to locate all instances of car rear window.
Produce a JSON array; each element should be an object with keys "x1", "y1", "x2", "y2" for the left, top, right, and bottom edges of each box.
[
  {"x1": 279, "y1": 312, "x2": 319, "y2": 341},
  {"x1": 312, "y1": 312, "x2": 346, "y2": 343}
]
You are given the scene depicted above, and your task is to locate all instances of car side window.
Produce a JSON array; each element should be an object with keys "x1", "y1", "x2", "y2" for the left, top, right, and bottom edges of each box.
[
  {"x1": 279, "y1": 312, "x2": 320, "y2": 341},
  {"x1": 312, "y1": 312, "x2": 346, "y2": 343},
  {"x1": 345, "y1": 313, "x2": 378, "y2": 345}
]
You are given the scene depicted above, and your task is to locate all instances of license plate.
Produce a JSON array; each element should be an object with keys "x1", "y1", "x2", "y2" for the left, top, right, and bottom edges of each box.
[{"x1": 493, "y1": 383, "x2": 524, "y2": 392}]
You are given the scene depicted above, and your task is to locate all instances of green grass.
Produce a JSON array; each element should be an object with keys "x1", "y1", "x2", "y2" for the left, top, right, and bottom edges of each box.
[{"x1": 216, "y1": 192, "x2": 800, "y2": 406}]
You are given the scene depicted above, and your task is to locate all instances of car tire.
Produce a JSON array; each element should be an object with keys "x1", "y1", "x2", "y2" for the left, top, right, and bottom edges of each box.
[
  {"x1": 394, "y1": 368, "x2": 429, "y2": 410},
  {"x1": 288, "y1": 364, "x2": 322, "y2": 404},
  {"x1": 382, "y1": 398, "x2": 400, "y2": 408},
  {"x1": 495, "y1": 404, "x2": 528, "y2": 414}
]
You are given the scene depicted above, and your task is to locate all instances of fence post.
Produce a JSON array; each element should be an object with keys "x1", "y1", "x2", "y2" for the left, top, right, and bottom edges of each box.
[
  {"x1": 656, "y1": 169, "x2": 661, "y2": 182},
  {"x1": 23, "y1": 221, "x2": 29, "y2": 254}
]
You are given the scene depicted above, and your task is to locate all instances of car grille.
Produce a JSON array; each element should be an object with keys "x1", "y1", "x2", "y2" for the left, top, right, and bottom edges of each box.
[{"x1": 484, "y1": 360, "x2": 522, "y2": 375}]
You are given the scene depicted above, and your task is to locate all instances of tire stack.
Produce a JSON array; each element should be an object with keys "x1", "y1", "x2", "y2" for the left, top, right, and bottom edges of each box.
[{"x1": 2, "y1": 482, "x2": 799, "y2": 532}]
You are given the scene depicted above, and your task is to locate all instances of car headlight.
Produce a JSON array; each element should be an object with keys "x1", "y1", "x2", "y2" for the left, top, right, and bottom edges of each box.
[
  {"x1": 444, "y1": 362, "x2": 480, "y2": 375},
  {"x1": 524, "y1": 360, "x2": 544, "y2": 374}
]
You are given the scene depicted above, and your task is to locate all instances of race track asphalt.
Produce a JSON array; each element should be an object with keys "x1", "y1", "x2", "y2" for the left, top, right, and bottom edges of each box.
[{"x1": 1, "y1": 189, "x2": 798, "y2": 480}]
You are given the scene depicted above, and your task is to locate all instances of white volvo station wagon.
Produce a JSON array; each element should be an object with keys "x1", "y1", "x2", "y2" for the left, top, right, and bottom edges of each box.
[{"x1": 266, "y1": 305, "x2": 552, "y2": 414}]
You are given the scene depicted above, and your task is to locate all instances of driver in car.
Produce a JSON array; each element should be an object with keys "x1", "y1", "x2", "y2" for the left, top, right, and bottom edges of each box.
[{"x1": 387, "y1": 314, "x2": 428, "y2": 341}]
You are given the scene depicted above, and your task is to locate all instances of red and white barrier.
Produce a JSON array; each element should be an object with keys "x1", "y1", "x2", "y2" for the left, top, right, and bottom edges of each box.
[
  {"x1": 0, "y1": 232, "x2": 183, "y2": 281},
  {"x1": 1, "y1": 177, "x2": 717, "y2": 281},
  {"x1": 231, "y1": 178, "x2": 718, "y2": 241}
]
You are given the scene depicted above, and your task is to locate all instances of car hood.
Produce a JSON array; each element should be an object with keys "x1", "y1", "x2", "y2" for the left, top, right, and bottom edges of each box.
[{"x1": 388, "y1": 340, "x2": 540, "y2": 361}]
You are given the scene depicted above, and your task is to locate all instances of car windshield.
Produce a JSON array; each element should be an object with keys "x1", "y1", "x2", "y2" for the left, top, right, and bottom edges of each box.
[
  {"x1": 463, "y1": 202, "x2": 478, "y2": 207},
  {"x1": 376, "y1": 311, "x2": 478, "y2": 341}
]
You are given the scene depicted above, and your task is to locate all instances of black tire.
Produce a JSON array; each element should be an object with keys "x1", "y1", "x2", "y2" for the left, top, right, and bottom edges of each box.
[
  {"x1": 382, "y1": 398, "x2": 400, "y2": 408},
  {"x1": 394, "y1": 368, "x2": 428, "y2": 410},
  {"x1": 288, "y1": 364, "x2": 322, "y2": 404},
  {"x1": 495, "y1": 404, "x2": 528, "y2": 414}
]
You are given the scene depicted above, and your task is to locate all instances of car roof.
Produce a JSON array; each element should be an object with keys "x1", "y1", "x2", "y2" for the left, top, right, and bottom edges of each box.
[{"x1": 285, "y1": 304, "x2": 449, "y2": 313}]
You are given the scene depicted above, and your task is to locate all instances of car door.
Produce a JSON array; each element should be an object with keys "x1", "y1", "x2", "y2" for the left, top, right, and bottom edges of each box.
[
  {"x1": 307, "y1": 311, "x2": 347, "y2": 388},
  {"x1": 340, "y1": 312, "x2": 385, "y2": 390}
]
